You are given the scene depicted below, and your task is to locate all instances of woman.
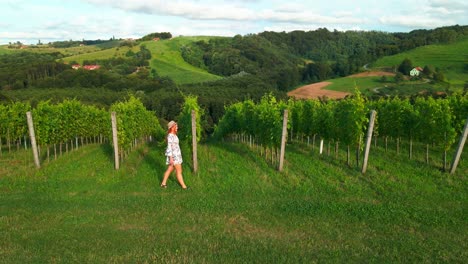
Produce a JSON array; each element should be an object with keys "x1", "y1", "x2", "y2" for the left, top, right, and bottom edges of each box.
[{"x1": 161, "y1": 120, "x2": 187, "y2": 189}]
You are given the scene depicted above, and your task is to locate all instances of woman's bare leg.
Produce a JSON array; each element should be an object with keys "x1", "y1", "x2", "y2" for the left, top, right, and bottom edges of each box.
[
  {"x1": 161, "y1": 165, "x2": 174, "y2": 186},
  {"x1": 174, "y1": 164, "x2": 187, "y2": 188}
]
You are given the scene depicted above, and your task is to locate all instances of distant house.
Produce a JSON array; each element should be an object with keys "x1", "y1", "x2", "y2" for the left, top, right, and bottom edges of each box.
[
  {"x1": 83, "y1": 65, "x2": 101, "y2": 70},
  {"x1": 72, "y1": 64, "x2": 100, "y2": 70},
  {"x1": 410, "y1": 66, "x2": 423, "y2": 76},
  {"x1": 153, "y1": 37, "x2": 160, "y2": 41}
]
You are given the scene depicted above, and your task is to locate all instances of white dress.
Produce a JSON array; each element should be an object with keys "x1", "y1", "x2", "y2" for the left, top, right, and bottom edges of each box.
[{"x1": 165, "y1": 133, "x2": 183, "y2": 165}]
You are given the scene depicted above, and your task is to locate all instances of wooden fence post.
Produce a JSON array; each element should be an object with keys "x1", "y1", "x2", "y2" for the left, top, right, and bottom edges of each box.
[
  {"x1": 191, "y1": 110, "x2": 198, "y2": 173},
  {"x1": 111, "y1": 112, "x2": 119, "y2": 170},
  {"x1": 319, "y1": 139, "x2": 324, "y2": 154},
  {"x1": 26, "y1": 111, "x2": 40, "y2": 168},
  {"x1": 450, "y1": 116, "x2": 468, "y2": 174},
  {"x1": 362, "y1": 110, "x2": 377, "y2": 174},
  {"x1": 279, "y1": 110, "x2": 288, "y2": 172}
]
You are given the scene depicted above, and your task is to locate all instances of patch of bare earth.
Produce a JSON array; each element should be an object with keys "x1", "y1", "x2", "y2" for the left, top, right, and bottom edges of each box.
[
  {"x1": 288, "y1": 71, "x2": 396, "y2": 100},
  {"x1": 287, "y1": 82, "x2": 349, "y2": 100}
]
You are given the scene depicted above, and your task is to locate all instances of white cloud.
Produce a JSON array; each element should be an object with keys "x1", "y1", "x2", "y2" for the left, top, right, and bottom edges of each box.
[
  {"x1": 428, "y1": 0, "x2": 467, "y2": 9},
  {"x1": 379, "y1": 15, "x2": 454, "y2": 29}
]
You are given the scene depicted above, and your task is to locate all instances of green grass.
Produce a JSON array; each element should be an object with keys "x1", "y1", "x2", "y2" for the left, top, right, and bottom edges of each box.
[
  {"x1": 145, "y1": 37, "x2": 223, "y2": 84},
  {"x1": 1, "y1": 137, "x2": 466, "y2": 262},
  {"x1": 0, "y1": 46, "x2": 15, "y2": 55},
  {"x1": 325, "y1": 76, "x2": 384, "y2": 94},
  {"x1": 324, "y1": 76, "x2": 450, "y2": 97},
  {"x1": 0, "y1": 44, "x2": 103, "y2": 57},
  {"x1": 372, "y1": 38, "x2": 468, "y2": 85},
  {"x1": 60, "y1": 45, "x2": 140, "y2": 64}
]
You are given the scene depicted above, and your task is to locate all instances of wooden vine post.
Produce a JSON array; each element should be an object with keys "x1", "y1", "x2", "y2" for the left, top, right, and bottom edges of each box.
[
  {"x1": 279, "y1": 109, "x2": 288, "y2": 172},
  {"x1": 111, "y1": 112, "x2": 119, "y2": 170},
  {"x1": 191, "y1": 110, "x2": 198, "y2": 173},
  {"x1": 450, "y1": 116, "x2": 468, "y2": 174},
  {"x1": 26, "y1": 111, "x2": 40, "y2": 168},
  {"x1": 362, "y1": 110, "x2": 377, "y2": 174}
]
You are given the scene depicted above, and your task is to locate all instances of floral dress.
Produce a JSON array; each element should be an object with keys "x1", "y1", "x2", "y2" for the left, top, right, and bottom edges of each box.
[{"x1": 165, "y1": 133, "x2": 183, "y2": 165}]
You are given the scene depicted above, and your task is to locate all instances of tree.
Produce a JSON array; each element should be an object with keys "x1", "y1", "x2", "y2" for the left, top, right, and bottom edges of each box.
[
  {"x1": 394, "y1": 72, "x2": 404, "y2": 83},
  {"x1": 398, "y1": 58, "x2": 413, "y2": 75},
  {"x1": 434, "y1": 70, "x2": 445, "y2": 82},
  {"x1": 423, "y1": 65, "x2": 435, "y2": 78}
]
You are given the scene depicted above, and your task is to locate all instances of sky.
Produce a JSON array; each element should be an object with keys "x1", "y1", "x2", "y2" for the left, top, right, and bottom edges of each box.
[{"x1": 1, "y1": 0, "x2": 467, "y2": 44}]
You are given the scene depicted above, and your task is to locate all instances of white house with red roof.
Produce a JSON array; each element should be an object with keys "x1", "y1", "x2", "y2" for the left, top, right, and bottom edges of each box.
[{"x1": 410, "y1": 66, "x2": 423, "y2": 76}]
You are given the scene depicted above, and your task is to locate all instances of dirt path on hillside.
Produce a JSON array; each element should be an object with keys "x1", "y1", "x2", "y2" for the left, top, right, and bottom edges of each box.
[
  {"x1": 288, "y1": 71, "x2": 395, "y2": 99},
  {"x1": 287, "y1": 82, "x2": 349, "y2": 99}
]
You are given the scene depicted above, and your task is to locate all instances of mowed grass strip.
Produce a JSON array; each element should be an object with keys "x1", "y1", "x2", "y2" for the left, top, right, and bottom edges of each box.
[{"x1": 0, "y1": 140, "x2": 466, "y2": 262}]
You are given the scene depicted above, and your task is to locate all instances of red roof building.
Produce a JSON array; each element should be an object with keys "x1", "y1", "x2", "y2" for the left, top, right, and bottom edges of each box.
[{"x1": 83, "y1": 65, "x2": 101, "y2": 70}]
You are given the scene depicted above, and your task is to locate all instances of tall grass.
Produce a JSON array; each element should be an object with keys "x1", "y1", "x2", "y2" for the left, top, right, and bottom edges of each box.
[{"x1": 0, "y1": 138, "x2": 466, "y2": 262}]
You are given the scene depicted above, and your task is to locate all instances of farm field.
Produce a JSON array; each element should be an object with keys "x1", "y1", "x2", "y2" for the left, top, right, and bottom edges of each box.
[{"x1": 0, "y1": 139, "x2": 466, "y2": 262}]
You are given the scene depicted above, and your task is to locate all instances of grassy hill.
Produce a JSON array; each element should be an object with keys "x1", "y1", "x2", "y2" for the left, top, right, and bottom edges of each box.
[
  {"x1": 372, "y1": 38, "x2": 468, "y2": 86},
  {"x1": 0, "y1": 44, "x2": 102, "y2": 57},
  {"x1": 54, "y1": 37, "x2": 224, "y2": 84},
  {"x1": 312, "y1": 38, "x2": 468, "y2": 97},
  {"x1": 144, "y1": 37, "x2": 223, "y2": 84},
  {"x1": 1, "y1": 138, "x2": 466, "y2": 262},
  {"x1": 1, "y1": 37, "x2": 223, "y2": 85},
  {"x1": 60, "y1": 45, "x2": 140, "y2": 64}
]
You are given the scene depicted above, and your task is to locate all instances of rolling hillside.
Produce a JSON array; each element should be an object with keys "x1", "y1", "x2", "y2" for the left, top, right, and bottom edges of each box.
[
  {"x1": 144, "y1": 37, "x2": 223, "y2": 84},
  {"x1": 289, "y1": 38, "x2": 468, "y2": 99},
  {"x1": 56, "y1": 37, "x2": 223, "y2": 85},
  {"x1": 372, "y1": 38, "x2": 468, "y2": 85},
  {"x1": 60, "y1": 45, "x2": 140, "y2": 64}
]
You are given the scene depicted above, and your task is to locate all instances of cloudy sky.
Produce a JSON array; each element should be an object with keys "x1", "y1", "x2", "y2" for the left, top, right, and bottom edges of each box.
[{"x1": 1, "y1": 0, "x2": 467, "y2": 44}]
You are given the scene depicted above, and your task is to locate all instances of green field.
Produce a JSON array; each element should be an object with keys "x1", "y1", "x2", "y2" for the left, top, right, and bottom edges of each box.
[
  {"x1": 372, "y1": 38, "x2": 468, "y2": 85},
  {"x1": 325, "y1": 76, "x2": 384, "y2": 95},
  {"x1": 0, "y1": 44, "x2": 102, "y2": 57},
  {"x1": 145, "y1": 37, "x2": 223, "y2": 84},
  {"x1": 60, "y1": 45, "x2": 140, "y2": 64},
  {"x1": 1, "y1": 137, "x2": 466, "y2": 262}
]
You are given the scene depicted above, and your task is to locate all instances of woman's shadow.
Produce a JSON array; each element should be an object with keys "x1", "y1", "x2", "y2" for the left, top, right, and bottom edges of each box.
[{"x1": 100, "y1": 141, "x2": 167, "y2": 181}]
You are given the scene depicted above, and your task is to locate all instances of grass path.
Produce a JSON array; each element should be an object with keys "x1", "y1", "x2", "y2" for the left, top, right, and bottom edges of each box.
[{"x1": 0, "y1": 141, "x2": 466, "y2": 262}]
